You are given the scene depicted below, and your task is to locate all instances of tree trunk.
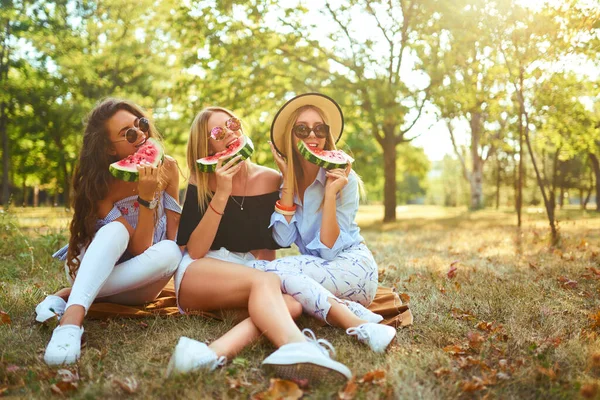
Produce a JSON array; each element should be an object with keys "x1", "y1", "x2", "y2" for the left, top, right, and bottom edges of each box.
[
  {"x1": 590, "y1": 153, "x2": 600, "y2": 212},
  {"x1": 383, "y1": 139, "x2": 397, "y2": 222},
  {"x1": 0, "y1": 102, "x2": 8, "y2": 205},
  {"x1": 33, "y1": 185, "x2": 39, "y2": 207},
  {"x1": 496, "y1": 155, "x2": 500, "y2": 209},
  {"x1": 523, "y1": 112, "x2": 558, "y2": 245},
  {"x1": 0, "y1": 20, "x2": 9, "y2": 206},
  {"x1": 22, "y1": 180, "x2": 26, "y2": 207},
  {"x1": 517, "y1": 73, "x2": 524, "y2": 227},
  {"x1": 469, "y1": 112, "x2": 484, "y2": 210}
]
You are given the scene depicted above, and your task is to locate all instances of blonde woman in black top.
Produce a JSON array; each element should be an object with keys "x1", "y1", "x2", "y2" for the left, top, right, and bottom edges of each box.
[{"x1": 167, "y1": 107, "x2": 352, "y2": 386}]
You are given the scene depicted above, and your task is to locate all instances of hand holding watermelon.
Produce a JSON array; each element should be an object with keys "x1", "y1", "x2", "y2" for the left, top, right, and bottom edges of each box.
[
  {"x1": 325, "y1": 164, "x2": 351, "y2": 196},
  {"x1": 137, "y1": 161, "x2": 161, "y2": 201},
  {"x1": 214, "y1": 155, "x2": 244, "y2": 198}
]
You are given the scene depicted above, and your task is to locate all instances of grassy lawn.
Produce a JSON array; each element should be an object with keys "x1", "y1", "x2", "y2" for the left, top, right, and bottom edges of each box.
[{"x1": 1, "y1": 205, "x2": 600, "y2": 399}]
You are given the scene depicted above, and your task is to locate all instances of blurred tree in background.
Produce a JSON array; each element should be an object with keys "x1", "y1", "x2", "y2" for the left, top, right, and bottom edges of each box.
[{"x1": 0, "y1": 0, "x2": 599, "y2": 240}]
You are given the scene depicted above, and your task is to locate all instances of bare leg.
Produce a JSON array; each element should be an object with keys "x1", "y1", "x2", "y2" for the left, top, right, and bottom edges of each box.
[
  {"x1": 54, "y1": 287, "x2": 72, "y2": 300},
  {"x1": 325, "y1": 299, "x2": 368, "y2": 329},
  {"x1": 179, "y1": 259, "x2": 305, "y2": 347},
  {"x1": 209, "y1": 294, "x2": 302, "y2": 359}
]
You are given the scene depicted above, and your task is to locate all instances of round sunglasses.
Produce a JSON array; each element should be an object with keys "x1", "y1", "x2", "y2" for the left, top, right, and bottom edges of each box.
[
  {"x1": 292, "y1": 123, "x2": 330, "y2": 139},
  {"x1": 210, "y1": 117, "x2": 241, "y2": 141},
  {"x1": 112, "y1": 117, "x2": 150, "y2": 144}
]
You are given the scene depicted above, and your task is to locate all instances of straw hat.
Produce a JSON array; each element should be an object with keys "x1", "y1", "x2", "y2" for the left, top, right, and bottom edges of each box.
[{"x1": 270, "y1": 93, "x2": 344, "y2": 157}]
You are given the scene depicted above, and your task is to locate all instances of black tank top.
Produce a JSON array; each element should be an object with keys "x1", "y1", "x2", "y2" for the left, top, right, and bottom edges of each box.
[{"x1": 176, "y1": 184, "x2": 285, "y2": 252}]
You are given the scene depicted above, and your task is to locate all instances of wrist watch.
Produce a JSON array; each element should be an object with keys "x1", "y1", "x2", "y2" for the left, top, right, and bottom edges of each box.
[{"x1": 137, "y1": 196, "x2": 158, "y2": 210}]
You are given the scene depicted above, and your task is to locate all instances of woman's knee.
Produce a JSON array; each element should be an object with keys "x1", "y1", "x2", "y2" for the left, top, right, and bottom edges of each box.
[
  {"x1": 154, "y1": 240, "x2": 182, "y2": 272},
  {"x1": 258, "y1": 272, "x2": 282, "y2": 289},
  {"x1": 96, "y1": 221, "x2": 129, "y2": 242}
]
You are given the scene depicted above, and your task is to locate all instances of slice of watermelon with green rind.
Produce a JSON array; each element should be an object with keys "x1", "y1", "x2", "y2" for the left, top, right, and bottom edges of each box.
[
  {"x1": 297, "y1": 141, "x2": 354, "y2": 170},
  {"x1": 196, "y1": 135, "x2": 254, "y2": 173},
  {"x1": 109, "y1": 138, "x2": 164, "y2": 182}
]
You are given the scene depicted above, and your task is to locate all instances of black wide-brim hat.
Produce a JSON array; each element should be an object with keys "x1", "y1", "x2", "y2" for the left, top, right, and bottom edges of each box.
[{"x1": 270, "y1": 92, "x2": 344, "y2": 157}]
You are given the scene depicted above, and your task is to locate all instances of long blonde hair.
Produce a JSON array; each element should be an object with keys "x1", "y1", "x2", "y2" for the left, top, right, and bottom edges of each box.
[
  {"x1": 281, "y1": 105, "x2": 365, "y2": 202},
  {"x1": 186, "y1": 107, "x2": 245, "y2": 212},
  {"x1": 282, "y1": 105, "x2": 337, "y2": 196}
]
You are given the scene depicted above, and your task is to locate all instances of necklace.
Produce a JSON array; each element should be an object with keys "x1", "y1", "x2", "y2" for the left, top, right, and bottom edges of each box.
[{"x1": 230, "y1": 164, "x2": 248, "y2": 210}]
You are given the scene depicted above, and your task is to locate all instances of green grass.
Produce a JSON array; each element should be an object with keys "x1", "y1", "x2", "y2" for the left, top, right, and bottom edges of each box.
[{"x1": 1, "y1": 206, "x2": 600, "y2": 399}]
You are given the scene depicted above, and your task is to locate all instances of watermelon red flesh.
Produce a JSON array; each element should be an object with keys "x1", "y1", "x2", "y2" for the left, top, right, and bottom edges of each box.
[
  {"x1": 297, "y1": 141, "x2": 354, "y2": 170},
  {"x1": 109, "y1": 138, "x2": 164, "y2": 182},
  {"x1": 196, "y1": 135, "x2": 254, "y2": 173}
]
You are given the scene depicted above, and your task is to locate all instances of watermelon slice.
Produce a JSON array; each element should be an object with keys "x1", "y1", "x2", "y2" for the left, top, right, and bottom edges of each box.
[
  {"x1": 109, "y1": 138, "x2": 164, "y2": 182},
  {"x1": 196, "y1": 135, "x2": 254, "y2": 173},
  {"x1": 297, "y1": 141, "x2": 354, "y2": 170}
]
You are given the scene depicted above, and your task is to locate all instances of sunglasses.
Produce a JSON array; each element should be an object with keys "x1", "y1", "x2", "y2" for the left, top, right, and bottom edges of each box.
[
  {"x1": 292, "y1": 123, "x2": 330, "y2": 139},
  {"x1": 210, "y1": 117, "x2": 241, "y2": 141},
  {"x1": 112, "y1": 117, "x2": 150, "y2": 144}
]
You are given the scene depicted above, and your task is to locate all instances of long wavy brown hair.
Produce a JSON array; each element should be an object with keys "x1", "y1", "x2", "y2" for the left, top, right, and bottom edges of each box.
[{"x1": 66, "y1": 98, "x2": 163, "y2": 278}]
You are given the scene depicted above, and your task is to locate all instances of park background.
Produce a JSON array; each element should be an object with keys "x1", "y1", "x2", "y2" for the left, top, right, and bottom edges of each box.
[{"x1": 1, "y1": 0, "x2": 600, "y2": 398}]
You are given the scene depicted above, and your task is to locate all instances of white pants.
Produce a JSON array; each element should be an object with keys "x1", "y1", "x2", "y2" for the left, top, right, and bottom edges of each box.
[
  {"x1": 65, "y1": 221, "x2": 182, "y2": 312},
  {"x1": 257, "y1": 243, "x2": 378, "y2": 322}
]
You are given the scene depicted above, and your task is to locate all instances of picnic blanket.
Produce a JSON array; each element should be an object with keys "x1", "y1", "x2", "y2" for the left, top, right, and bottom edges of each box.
[{"x1": 87, "y1": 281, "x2": 413, "y2": 328}]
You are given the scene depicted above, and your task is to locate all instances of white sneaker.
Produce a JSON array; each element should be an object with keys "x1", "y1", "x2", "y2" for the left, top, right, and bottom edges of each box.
[
  {"x1": 262, "y1": 329, "x2": 352, "y2": 386},
  {"x1": 343, "y1": 300, "x2": 383, "y2": 324},
  {"x1": 346, "y1": 323, "x2": 396, "y2": 353},
  {"x1": 35, "y1": 295, "x2": 67, "y2": 323},
  {"x1": 44, "y1": 324, "x2": 84, "y2": 365},
  {"x1": 166, "y1": 337, "x2": 226, "y2": 377}
]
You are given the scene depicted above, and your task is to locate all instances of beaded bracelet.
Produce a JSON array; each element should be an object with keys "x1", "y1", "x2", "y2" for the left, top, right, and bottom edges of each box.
[
  {"x1": 276, "y1": 200, "x2": 297, "y2": 212},
  {"x1": 209, "y1": 202, "x2": 224, "y2": 216}
]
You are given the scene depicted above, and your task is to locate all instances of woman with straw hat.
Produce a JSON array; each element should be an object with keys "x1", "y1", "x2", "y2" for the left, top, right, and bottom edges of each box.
[{"x1": 267, "y1": 93, "x2": 397, "y2": 353}]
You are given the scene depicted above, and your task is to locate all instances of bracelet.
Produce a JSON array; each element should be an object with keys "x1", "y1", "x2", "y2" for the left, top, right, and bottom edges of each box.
[
  {"x1": 274, "y1": 206, "x2": 296, "y2": 216},
  {"x1": 209, "y1": 202, "x2": 224, "y2": 216},
  {"x1": 276, "y1": 200, "x2": 297, "y2": 211}
]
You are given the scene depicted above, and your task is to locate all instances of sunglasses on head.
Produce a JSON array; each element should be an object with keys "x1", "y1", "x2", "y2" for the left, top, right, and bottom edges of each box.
[
  {"x1": 210, "y1": 117, "x2": 241, "y2": 141},
  {"x1": 292, "y1": 123, "x2": 330, "y2": 139},
  {"x1": 112, "y1": 117, "x2": 150, "y2": 144}
]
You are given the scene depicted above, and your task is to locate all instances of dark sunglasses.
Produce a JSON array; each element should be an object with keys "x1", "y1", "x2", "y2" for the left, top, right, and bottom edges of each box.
[
  {"x1": 113, "y1": 117, "x2": 150, "y2": 144},
  {"x1": 292, "y1": 123, "x2": 330, "y2": 139},
  {"x1": 210, "y1": 117, "x2": 241, "y2": 141}
]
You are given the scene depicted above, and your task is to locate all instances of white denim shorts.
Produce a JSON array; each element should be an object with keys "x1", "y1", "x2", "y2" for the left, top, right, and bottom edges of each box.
[{"x1": 174, "y1": 247, "x2": 259, "y2": 314}]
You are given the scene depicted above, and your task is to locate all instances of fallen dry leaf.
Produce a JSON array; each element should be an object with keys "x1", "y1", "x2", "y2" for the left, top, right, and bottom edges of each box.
[
  {"x1": 56, "y1": 369, "x2": 79, "y2": 383},
  {"x1": 252, "y1": 379, "x2": 303, "y2": 400},
  {"x1": 226, "y1": 377, "x2": 253, "y2": 390},
  {"x1": 557, "y1": 276, "x2": 578, "y2": 289},
  {"x1": 0, "y1": 311, "x2": 11, "y2": 325},
  {"x1": 447, "y1": 265, "x2": 458, "y2": 279},
  {"x1": 338, "y1": 378, "x2": 358, "y2": 400},
  {"x1": 589, "y1": 311, "x2": 600, "y2": 330},
  {"x1": 50, "y1": 380, "x2": 78, "y2": 395},
  {"x1": 360, "y1": 369, "x2": 386, "y2": 385},
  {"x1": 461, "y1": 377, "x2": 486, "y2": 392},
  {"x1": 451, "y1": 308, "x2": 476, "y2": 321},
  {"x1": 399, "y1": 293, "x2": 410, "y2": 304},
  {"x1": 113, "y1": 377, "x2": 138, "y2": 394},
  {"x1": 443, "y1": 345, "x2": 467, "y2": 357},
  {"x1": 467, "y1": 332, "x2": 485, "y2": 351},
  {"x1": 6, "y1": 365, "x2": 20, "y2": 373},
  {"x1": 433, "y1": 367, "x2": 452, "y2": 378},
  {"x1": 581, "y1": 383, "x2": 599, "y2": 399},
  {"x1": 590, "y1": 352, "x2": 600, "y2": 368},
  {"x1": 537, "y1": 363, "x2": 559, "y2": 381}
]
